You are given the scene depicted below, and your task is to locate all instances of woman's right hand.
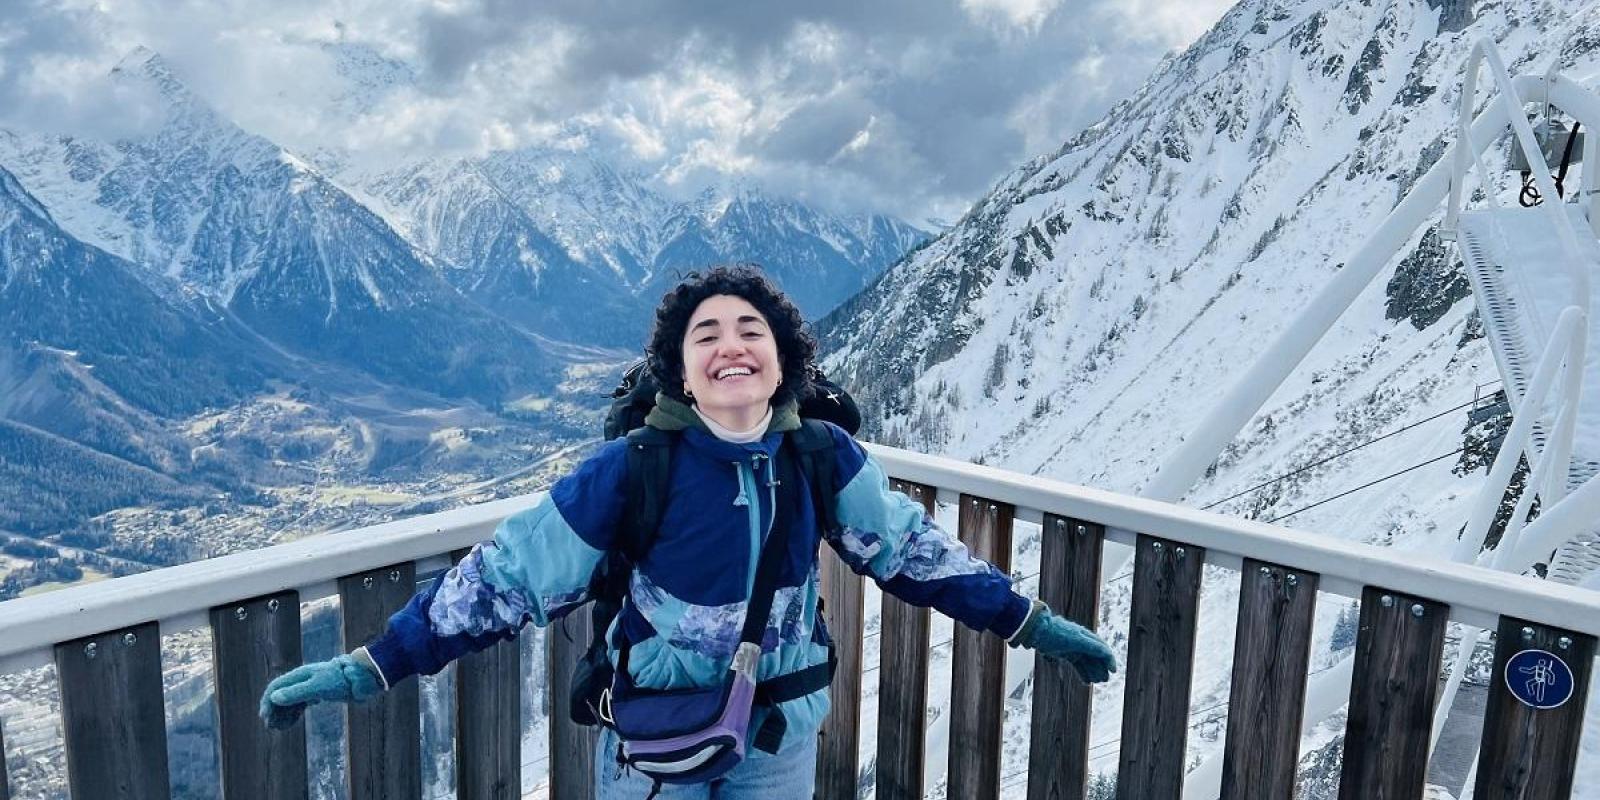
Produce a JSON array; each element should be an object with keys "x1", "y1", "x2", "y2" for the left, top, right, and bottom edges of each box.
[{"x1": 259, "y1": 653, "x2": 384, "y2": 729}]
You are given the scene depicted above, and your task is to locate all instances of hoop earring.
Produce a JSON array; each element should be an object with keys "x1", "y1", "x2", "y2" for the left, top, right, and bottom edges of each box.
[{"x1": 683, "y1": 385, "x2": 694, "y2": 399}]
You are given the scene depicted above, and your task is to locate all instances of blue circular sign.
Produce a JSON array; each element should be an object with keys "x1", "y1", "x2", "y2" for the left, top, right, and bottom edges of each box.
[{"x1": 1504, "y1": 649, "x2": 1576, "y2": 710}]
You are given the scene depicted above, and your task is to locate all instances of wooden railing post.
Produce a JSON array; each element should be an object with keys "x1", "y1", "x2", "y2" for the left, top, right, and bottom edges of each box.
[
  {"x1": 1117, "y1": 534, "x2": 1204, "y2": 800},
  {"x1": 1337, "y1": 587, "x2": 1447, "y2": 800},
  {"x1": 0, "y1": 715, "x2": 8, "y2": 800},
  {"x1": 1027, "y1": 516, "x2": 1104, "y2": 800},
  {"x1": 1220, "y1": 560, "x2": 1318, "y2": 800},
  {"x1": 948, "y1": 494, "x2": 1014, "y2": 800},
  {"x1": 211, "y1": 590, "x2": 308, "y2": 800},
  {"x1": 1474, "y1": 617, "x2": 1595, "y2": 799},
  {"x1": 341, "y1": 563, "x2": 422, "y2": 800},
  {"x1": 877, "y1": 480, "x2": 937, "y2": 800},
  {"x1": 453, "y1": 549, "x2": 522, "y2": 800},
  {"x1": 1030, "y1": 512, "x2": 1107, "y2": 800},
  {"x1": 816, "y1": 547, "x2": 865, "y2": 799},
  {"x1": 55, "y1": 621, "x2": 170, "y2": 800},
  {"x1": 548, "y1": 605, "x2": 597, "y2": 800}
]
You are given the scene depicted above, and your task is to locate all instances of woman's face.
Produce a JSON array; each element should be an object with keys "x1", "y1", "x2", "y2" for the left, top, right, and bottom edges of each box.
[{"x1": 681, "y1": 294, "x2": 783, "y2": 422}]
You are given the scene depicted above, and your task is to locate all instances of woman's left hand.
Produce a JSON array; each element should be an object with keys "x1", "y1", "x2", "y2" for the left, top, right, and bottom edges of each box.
[{"x1": 1012, "y1": 608, "x2": 1117, "y2": 683}]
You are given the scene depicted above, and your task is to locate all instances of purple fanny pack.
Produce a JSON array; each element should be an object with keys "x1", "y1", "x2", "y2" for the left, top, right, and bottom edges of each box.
[{"x1": 604, "y1": 642, "x2": 761, "y2": 784}]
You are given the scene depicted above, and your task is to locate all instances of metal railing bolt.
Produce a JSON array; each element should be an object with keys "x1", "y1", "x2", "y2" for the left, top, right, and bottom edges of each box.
[
  {"x1": 1522, "y1": 626, "x2": 1536, "y2": 641},
  {"x1": 1287, "y1": 574, "x2": 1300, "y2": 587},
  {"x1": 123, "y1": 632, "x2": 138, "y2": 646},
  {"x1": 235, "y1": 607, "x2": 248, "y2": 621},
  {"x1": 1175, "y1": 547, "x2": 1187, "y2": 559},
  {"x1": 1076, "y1": 524, "x2": 1087, "y2": 536},
  {"x1": 1410, "y1": 604, "x2": 1425, "y2": 618},
  {"x1": 389, "y1": 569, "x2": 401, "y2": 582},
  {"x1": 363, "y1": 576, "x2": 374, "y2": 589},
  {"x1": 987, "y1": 503, "x2": 997, "y2": 513},
  {"x1": 1558, "y1": 636, "x2": 1573, "y2": 650},
  {"x1": 84, "y1": 642, "x2": 97, "y2": 659},
  {"x1": 1152, "y1": 541, "x2": 1164, "y2": 552},
  {"x1": 1381, "y1": 595, "x2": 1395, "y2": 608},
  {"x1": 267, "y1": 599, "x2": 280, "y2": 613},
  {"x1": 1259, "y1": 566, "x2": 1271, "y2": 576}
]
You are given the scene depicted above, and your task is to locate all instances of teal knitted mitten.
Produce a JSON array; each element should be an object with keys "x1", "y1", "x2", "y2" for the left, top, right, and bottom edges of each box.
[
  {"x1": 1011, "y1": 604, "x2": 1118, "y2": 683},
  {"x1": 259, "y1": 652, "x2": 384, "y2": 730}
]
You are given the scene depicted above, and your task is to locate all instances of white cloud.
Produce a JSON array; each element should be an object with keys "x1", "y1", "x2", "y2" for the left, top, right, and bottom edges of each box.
[
  {"x1": 1112, "y1": 0, "x2": 1241, "y2": 49},
  {"x1": 959, "y1": 0, "x2": 1066, "y2": 33},
  {"x1": 0, "y1": 0, "x2": 1234, "y2": 223}
]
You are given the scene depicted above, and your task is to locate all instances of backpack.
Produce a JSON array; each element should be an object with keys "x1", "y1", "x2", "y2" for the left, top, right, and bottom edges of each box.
[
  {"x1": 601, "y1": 359, "x2": 862, "y2": 440},
  {"x1": 568, "y1": 360, "x2": 860, "y2": 744}
]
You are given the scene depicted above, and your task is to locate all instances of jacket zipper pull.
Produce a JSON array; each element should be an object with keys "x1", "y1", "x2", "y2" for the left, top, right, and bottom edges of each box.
[{"x1": 732, "y1": 462, "x2": 750, "y2": 507}]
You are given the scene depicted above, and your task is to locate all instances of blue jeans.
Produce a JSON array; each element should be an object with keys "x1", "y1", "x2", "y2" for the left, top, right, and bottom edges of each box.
[{"x1": 593, "y1": 726, "x2": 818, "y2": 799}]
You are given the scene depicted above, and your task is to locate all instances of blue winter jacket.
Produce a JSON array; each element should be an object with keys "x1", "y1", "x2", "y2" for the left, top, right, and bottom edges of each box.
[{"x1": 364, "y1": 395, "x2": 1032, "y2": 751}]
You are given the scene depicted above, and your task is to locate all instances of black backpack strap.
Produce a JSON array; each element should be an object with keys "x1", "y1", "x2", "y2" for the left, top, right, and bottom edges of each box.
[
  {"x1": 749, "y1": 646, "x2": 837, "y2": 753},
  {"x1": 746, "y1": 422, "x2": 841, "y2": 753},
  {"x1": 621, "y1": 426, "x2": 675, "y2": 561},
  {"x1": 594, "y1": 427, "x2": 674, "y2": 678},
  {"x1": 788, "y1": 419, "x2": 838, "y2": 533}
]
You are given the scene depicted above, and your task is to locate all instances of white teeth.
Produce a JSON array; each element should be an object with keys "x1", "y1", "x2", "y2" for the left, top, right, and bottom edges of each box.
[{"x1": 716, "y1": 366, "x2": 753, "y2": 380}]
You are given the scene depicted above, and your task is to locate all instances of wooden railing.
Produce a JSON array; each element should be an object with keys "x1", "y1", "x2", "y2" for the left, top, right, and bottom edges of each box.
[{"x1": 1, "y1": 445, "x2": 1597, "y2": 799}]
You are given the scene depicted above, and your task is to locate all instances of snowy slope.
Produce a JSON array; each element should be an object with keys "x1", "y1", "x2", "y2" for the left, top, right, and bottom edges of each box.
[
  {"x1": 819, "y1": 0, "x2": 1599, "y2": 795},
  {"x1": 362, "y1": 147, "x2": 930, "y2": 331},
  {"x1": 0, "y1": 49, "x2": 558, "y2": 403},
  {"x1": 0, "y1": 163, "x2": 281, "y2": 529}
]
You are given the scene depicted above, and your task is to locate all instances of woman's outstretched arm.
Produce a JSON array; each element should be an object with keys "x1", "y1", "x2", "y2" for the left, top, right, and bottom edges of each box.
[
  {"x1": 818, "y1": 426, "x2": 1114, "y2": 682},
  {"x1": 261, "y1": 439, "x2": 629, "y2": 727},
  {"x1": 363, "y1": 437, "x2": 630, "y2": 686},
  {"x1": 818, "y1": 426, "x2": 1032, "y2": 638}
]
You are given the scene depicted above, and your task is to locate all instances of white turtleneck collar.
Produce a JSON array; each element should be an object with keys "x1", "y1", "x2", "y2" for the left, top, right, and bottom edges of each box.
[{"x1": 692, "y1": 405, "x2": 772, "y2": 443}]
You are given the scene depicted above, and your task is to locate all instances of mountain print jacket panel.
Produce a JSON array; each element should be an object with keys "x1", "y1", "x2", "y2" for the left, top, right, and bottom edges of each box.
[{"x1": 364, "y1": 418, "x2": 1031, "y2": 749}]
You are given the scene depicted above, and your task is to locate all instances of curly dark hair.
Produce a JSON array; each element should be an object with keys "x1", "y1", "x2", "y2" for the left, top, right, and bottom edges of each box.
[{"x1": 647, "y1": 265, "x2": 816, "y2": 407}]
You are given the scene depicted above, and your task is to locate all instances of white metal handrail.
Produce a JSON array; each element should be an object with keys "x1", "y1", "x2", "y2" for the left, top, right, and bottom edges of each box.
[
  {"x1": 1149, "y1": 54, "x2": 1600, "y2": 508},
  {"x1": 0, "y1": 494, "x2": 534, "y2": 673},
  {"x1": 4, "y1": 445, "x2": 1599, "y2": 680},
  {"x1": 866, "y1": 443, "x2": 1600, "y2": 637},
  {"x1": 1452, "y1": 305, "x2": 1587, "y2": 562},
  {"x1": 1444, "y1": 39, "x2": 1592, "y2": 318}
]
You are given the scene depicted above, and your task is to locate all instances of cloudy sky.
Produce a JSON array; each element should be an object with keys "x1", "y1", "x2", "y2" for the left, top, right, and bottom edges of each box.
[{"x1": 2, "y1": 0, "x2": 1234, "y2": 224}]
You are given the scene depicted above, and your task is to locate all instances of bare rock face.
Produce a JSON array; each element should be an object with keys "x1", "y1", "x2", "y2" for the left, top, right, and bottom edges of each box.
[
  {"x1": 1385, "y1": 226, "x2": 1469, "y2": 331},
  {"x1": 1429, "y1": 0, "x2": 1474, "y2": 34}
]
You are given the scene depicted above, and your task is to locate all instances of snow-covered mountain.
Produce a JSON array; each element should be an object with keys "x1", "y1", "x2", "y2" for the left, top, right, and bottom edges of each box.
[
  {"x1": 819, "y1": 0, "x2": 1598, "y2": 794},
  {"x1": 349, "y1": 146, "x2": 928, "y2": 345},
  {"x1": 474, "y1": 149, "x2": 927, "y2": 318},
  {"x1": 0, "y1": 49, "x2": 557, "y2": 404},
  {"x1": 0, "y1": 163, "x2": 279, "y2": 530},
  {"x1": 351, "y1": 154, "x2": 647, "y2": 347}
]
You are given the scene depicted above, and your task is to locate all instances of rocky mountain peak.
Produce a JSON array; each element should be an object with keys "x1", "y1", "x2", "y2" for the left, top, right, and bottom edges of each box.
[{"x1": 0, "y1": 165, "x2": 52, "y2": 230}]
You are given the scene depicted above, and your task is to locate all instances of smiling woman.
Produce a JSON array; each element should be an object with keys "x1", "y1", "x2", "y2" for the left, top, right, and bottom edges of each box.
[{"x1": 258, "y1": 264, "x2": 1116, "y2": 800}]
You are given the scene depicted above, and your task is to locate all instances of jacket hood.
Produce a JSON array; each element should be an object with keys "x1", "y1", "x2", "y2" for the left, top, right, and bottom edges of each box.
[{"x1": 646, "y1": 393, "x2": 802, "y2": 434}]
